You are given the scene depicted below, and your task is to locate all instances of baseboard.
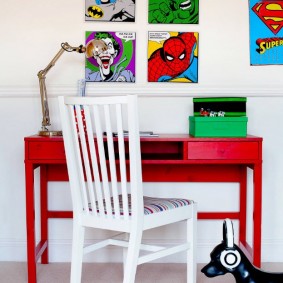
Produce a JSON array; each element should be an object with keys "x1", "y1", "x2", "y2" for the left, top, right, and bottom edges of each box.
[{"x1": 1, "y1": 238, "x2": 283, "y2": 263}]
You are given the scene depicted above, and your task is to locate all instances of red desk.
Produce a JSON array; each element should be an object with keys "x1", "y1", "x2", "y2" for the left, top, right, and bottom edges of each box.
[{"x1": 24, "y1": 134, "x2": 263, "y2": 283}]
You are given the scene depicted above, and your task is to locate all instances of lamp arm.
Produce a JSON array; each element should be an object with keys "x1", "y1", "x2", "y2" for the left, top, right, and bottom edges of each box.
[{"x1": 37, "y1": 42, "x2": 86, "y2": 133}]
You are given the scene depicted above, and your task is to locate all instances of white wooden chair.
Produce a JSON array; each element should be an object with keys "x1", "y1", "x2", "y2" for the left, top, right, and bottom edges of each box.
[{"x1": 58, "y1": 94, "x2": 197, "y2": 283}]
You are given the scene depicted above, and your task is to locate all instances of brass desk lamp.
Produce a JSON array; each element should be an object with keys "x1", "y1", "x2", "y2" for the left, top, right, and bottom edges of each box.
[{"x1": 37, "y1": 42, "x2": 86, "y2": 136}]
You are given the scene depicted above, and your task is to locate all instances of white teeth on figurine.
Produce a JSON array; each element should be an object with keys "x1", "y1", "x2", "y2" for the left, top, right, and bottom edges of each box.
[{"x1": 180, "y1": 0, "x2": 191, "y2": 10}]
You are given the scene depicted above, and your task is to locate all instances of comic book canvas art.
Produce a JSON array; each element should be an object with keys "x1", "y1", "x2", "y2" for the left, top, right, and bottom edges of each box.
[
  {"x1": 85, "y1": 31, "x2": 136, "y2": 82},
  {"x1": 250, "y1": 0, "x2": 283, "y2": 65},
  {"x1": 148, "y1": 0, "x2": 199, "y2": 24},
  {"x1": 148, "y1": 32, "x2": 198, "y2": 83},
  {"x1": 85, "y1": 0, "x2": 135, "y2": 22}
]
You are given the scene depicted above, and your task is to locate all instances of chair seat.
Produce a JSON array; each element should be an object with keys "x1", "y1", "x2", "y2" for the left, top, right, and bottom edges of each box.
[
  {"x1": 92, "y1": 195, "x2": 193, "y2": 215},
  {"x1": 144, "y1": 196, "x2": 192, "y2": 215}
]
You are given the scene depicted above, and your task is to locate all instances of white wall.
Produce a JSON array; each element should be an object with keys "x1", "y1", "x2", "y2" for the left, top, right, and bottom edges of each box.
[{"x1": 1, "y1": 0, "x2": 283, "y2": 264}]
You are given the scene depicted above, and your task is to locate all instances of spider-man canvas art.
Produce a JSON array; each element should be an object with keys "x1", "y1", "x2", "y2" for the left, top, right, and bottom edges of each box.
[{"x1": 148, "y1": 31, "x2": 198, "y2": 83}]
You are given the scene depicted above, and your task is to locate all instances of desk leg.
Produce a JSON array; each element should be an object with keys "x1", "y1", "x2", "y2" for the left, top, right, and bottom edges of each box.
[
  {"x1": 40, "y1": 165, "x2": 48, "y2": 264},
  {"x1": 25, "y1": 162, "x2": 37, "y2": 283},
  {"x1": 253, "y1": 163, "x2": 262, "y2": 267},
  {"x1": 239, "y1": 167, "x2": 247, "y2": 247}
]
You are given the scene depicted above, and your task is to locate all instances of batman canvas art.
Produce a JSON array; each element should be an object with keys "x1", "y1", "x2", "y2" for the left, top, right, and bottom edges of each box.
[{"x1": 85, "y1": 0, "x2": 135, "y2": 22}]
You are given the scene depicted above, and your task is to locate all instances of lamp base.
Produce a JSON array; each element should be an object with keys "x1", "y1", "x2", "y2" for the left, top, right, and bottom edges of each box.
[{"x1": 38, "y1": 130, "x2": 63, "y2": 136}]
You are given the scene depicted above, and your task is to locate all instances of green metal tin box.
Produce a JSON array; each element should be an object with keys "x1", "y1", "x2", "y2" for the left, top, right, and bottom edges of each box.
[{"x1": 189, "y1": 116, "x2": 248, "y2": 137}]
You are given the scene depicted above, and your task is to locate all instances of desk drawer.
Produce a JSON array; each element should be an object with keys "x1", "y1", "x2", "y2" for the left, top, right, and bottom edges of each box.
[
  {"x1": 186, "y1": 141, "x2": 259, "y2": 160},
  {"x1": 28, "y1": 142, "x2": 65, "y2": 160}
]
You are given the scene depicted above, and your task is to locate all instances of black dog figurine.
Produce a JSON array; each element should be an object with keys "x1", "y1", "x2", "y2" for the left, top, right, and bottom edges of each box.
[{"x1": 201, "y1": 219, "x2": 283, "y2": 283}]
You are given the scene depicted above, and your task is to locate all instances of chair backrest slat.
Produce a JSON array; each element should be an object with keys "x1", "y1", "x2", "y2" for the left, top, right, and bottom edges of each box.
[
  {"x1": 83, "y1": 105, "x2": 98, "y2": 216},
  {"x1": 127, "y1": 95, "x2": 143, "y2": 217},
  {"x1": 86, "y1": 104, "x2": 105, "y2": 217},
  {"x1": 76, "y1": 104, "x2": 102, "y2": 216},
  {"x1": 103, "y1": 104, "x2": 120, "y2": 219},
  {"x1": 68, "y1": 104, "x2": 90, "y2": 213},
  {"x1": 116, "y1": 104, "x2": 129, "y2": 220},
  {"x1": 93, "y1": 105, "x2": 113, "y2": 217},
  {"x1": 59, "y1": 95, "x2": 143, "y2": 221}
]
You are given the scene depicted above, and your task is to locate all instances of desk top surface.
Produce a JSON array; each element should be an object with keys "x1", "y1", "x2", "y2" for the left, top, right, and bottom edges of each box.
[{"x1": 25, "y1": 134, "x2": 263, "y2": 142}]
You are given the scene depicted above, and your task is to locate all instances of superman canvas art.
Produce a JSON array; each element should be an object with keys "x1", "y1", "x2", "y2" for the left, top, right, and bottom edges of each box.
[{"x1": 250, "y1": 0, "x2": 283, "y2": 65}]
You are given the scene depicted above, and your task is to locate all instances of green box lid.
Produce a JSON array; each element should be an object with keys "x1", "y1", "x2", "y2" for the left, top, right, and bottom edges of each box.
[{"x1": 193, "y1": 97, "x2": 247, "y2": 103}]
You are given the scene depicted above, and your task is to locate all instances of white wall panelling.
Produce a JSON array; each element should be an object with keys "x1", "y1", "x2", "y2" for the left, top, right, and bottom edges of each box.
[{"x1": 1, "y1": 0, "x2": 283, "y2": 263}]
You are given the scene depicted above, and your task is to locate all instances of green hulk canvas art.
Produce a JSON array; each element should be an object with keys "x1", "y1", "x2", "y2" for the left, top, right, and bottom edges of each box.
[{"x1": 148, "y1": 0, "x2": 199, "y2": 24}]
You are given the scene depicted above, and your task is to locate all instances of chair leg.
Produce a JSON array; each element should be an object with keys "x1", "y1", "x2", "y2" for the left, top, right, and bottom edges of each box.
[
  {"x1": 122, "y1": 229, "x2": 142, "y2": 283},
  {"x1": 70, "y1": 223, "x2": 85, "y2": 283},
  {"x1": 123, "y1": 233, "x2": 129, "y2": 274},
  {"x1": 187, "y1": 204, "x2": 197, "y2": 283}
]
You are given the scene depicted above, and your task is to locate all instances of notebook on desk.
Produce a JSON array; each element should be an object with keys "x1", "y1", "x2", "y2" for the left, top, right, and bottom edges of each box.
[{"x1": 104, "y1": 130, "x2": 159, "y2": 137}]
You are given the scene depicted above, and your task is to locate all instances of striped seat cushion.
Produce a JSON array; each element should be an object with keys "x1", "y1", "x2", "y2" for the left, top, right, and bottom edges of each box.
[
  {"x1": 91, "y1": 195, "x2": 192, "y2": 215},
  {"x1": 143, "y1": 196, "x2": 192, "y2": 215}
]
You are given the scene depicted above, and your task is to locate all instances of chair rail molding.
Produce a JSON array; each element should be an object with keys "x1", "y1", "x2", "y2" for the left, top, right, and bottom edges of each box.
[{"x1": 1, "y1": 85, "x2": 283, "y2": 98}]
